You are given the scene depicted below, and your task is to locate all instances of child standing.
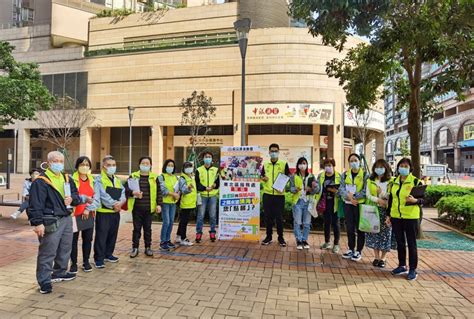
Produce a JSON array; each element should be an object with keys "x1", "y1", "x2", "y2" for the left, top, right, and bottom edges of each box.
[{"x1": 11, "y1": 169, "x2": 40, "y2": 219}]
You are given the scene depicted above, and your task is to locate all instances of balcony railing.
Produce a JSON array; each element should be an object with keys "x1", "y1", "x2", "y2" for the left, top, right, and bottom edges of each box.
[{"x1": 86, "y1": 32, "x2": 238, "y2": 57}]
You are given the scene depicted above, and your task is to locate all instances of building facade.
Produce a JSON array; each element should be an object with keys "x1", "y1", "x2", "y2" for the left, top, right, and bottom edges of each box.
[
  {"x1": 384, "y1": 64, "x2": 474, "y2": 173},
  {"x1": 1, "y1": 0, "x2": 385, "y2": 174}
]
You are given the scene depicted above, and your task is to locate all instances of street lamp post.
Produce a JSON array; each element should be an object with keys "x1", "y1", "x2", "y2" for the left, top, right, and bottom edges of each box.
[
  {"x1": 234, "y1": 18, "x2": 251, "y2": 146},
  {"x1": 128, "y1": 106, "x2": 135, "y2": 176}
]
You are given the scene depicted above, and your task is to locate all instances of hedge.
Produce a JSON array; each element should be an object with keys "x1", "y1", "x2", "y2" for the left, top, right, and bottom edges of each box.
[
  {"x1": 435, "y1": 194, "x2": 474, "y2": 234},
  {"x1": 425, "y1": 185, "x2": 474, "y2": 206}
]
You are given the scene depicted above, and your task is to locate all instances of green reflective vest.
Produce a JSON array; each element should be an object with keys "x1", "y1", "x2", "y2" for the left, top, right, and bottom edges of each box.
[
  {"x1": 161, "y1": 173, "x2": 179, "y2": 204},
  {"x1": 390, "y1": 174, "x2": 422, "y2": 219},
  {"x1": 97, "y1": 170, "x2": 123, "y2": 213},
  {"x1": 180, "y1": 174, "x2": 197, "y2": 209},
  {"x1": 291, "y1": 173, "x2": 314, "y2": 205},
  {"x1": 262, "y1": 159, "x2": 287, "y2": 196},
  {"x1": 128, "y1": 171, "x2": 159, "y2": 213},
  {"x1": 314, "y1": 172, "x2": 341, "y2": 213},
  {"x1": 344, "y1": 169, "x2": 366, "y2": 204},
  {"x1": 197, "y1": 166, "x2": 219, "y2": 197}
]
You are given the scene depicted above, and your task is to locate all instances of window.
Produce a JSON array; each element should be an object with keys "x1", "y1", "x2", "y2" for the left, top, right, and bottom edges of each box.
[
  {"x1": 110, "y1": 127, "x2": 150, "y2": 173},
  {"x1": 464, "y1": 124, "x2": 474, "y2": 141},
  {"x1": 42, "y1": 72, "x2": 88, "y2": 108}
]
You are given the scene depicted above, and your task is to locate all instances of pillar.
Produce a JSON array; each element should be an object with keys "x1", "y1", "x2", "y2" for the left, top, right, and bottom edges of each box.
[
  {"x1": 332, "y1": 102, "x2": 344, "y2": 170},
  {"x1": 375, "y1": 132, "x2": 385, "y2": 160},
  {"x1": 165, "y1": 126, "x2": 174, "y2": 160},
  {"x1": 454, "y1": 146, "x2": 461, "y2": 173},
  {"x1": 150, "y1": 125, "x2": 164, "y2": 174},
  {"x1": 312, "y1": 125, "x2": 320, "y2": 172},
  {"x1": 17, "y1": 129, "x2": 30, "y2": 174},
  {"x1": 79, "y1": 127, "x2": 93, "y2": 160},
  {"x1": 100, "y1": 127, "x2": 111, "y2": 160}
]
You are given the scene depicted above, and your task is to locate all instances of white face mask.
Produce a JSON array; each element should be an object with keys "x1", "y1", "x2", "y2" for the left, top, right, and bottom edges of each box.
[{"x1": 298, "y1": 164, "x2": 307, "y2": 171}]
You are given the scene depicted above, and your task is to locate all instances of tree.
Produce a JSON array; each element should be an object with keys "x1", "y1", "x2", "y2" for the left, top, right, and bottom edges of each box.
[
  {"x1": 290, "y1": 0, "x2": 474, "y2": 177},
  {"x1": 0, "y1": 41, "x2": 54, "y2": 129},
  {"x1": 347, "y1": 107, "x2": 375, "y2": 157},
  {"x1": 180, "y1": 91, "x2": 216, "y2": 163},
  {"x1": 35, "y1": 96, "x2": 95, "y2": 169}
]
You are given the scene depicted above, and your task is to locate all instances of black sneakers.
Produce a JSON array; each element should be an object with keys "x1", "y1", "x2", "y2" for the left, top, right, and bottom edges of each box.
[
  {"x1": 278, "y1": 237, "x2": 287, "y2": 247},
  {"x1": 83, "y1": 263, "x2": 93, "y2": 272},
  {"x1": 51, "y1": 272, "x2": 76, "y2": 283},
  {"x1": 39, "y1": 283, "x2": 52, "y2": 294},
  {"x1": 69, "y1": 264, "x2": 78, "y2": 274},
  {"x1": 296, "y1": 241, "x2": 303, "y2": 250},
  {"x1": 261, "y1": 237, "x2": 273, "y2": 245}
]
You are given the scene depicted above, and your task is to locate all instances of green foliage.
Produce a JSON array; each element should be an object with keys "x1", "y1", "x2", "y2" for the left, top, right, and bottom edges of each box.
[
  {"x1": 95, "y1": 8, "x2": 134, "y2": 18},
  {"x1": 0, "y1": 41, "x2": 54, "y2": 128},
  {"x1": 399, "y1": 139, "x2": 410, "y2": 157},
  {"x1": 425, "y1": 185, "x2": 474, "y2": 206},
  {"x1": 435, "y1": 194, "x2": 474, "y2": 234},
  {"x1": 290, "y1": 0, "x2": 474, "y2": 178}
]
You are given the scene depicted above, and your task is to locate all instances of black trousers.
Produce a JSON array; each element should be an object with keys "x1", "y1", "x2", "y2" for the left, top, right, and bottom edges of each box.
[
  {"x1": 94, "y1": 212, "x2": 120, "y2": 262},
  {"x1": 263, "y1": 194, "x2": 284, "y2": 238},
  {"x1": 177, "y1": 208, "x2": 194, "y2": 240},
  {"x1": 392, "y1": 218, "x2": 418, "y2": 270},
  {"x1": 324, "y1": 208, "x2": 340, "y2": 245},
  {"x1": 132, "y1": 209, "x2": 152, "y2": 249},
  {"x1": 344, "y1": 204, "x2": 365, "y2": 252},
  {"x1": 71, "y1": 226, "x2": 94, "y2": 266}
]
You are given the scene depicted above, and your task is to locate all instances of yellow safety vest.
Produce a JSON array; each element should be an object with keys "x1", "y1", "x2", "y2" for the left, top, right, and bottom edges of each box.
[
  {"x1": 390, "y1": 174, "x2": 422, "y2": 219},
  {"x1": 180, "y1": 174, "x2": 197, "y2": 209},
  {"x1": 197, "y1": 166, "x2": 219, "y2": 198},
  {"x1": 97, "y1": 170, "x2": 123, "y2": 213},
  {"x1": 161, "y1": 173, "x2": 179, "y2": 204},
  {"x1": 291, "y1": 173, "x2": 314, "y2": 205},
  {"x1": 127, "y1": 171, "x2": 159, "y2": 213},
  {"x1": 72, "y1": 171, "x2": 94, "y2": 190},
  {"x1": 314, "y1": 172, "x2": 341, "y2": 213},
  {"x1": 344, "y1": 169, "x2": 366, "y2": 204},
  {"x1": 262, "y1": 159, "x2": 287, "y2": 196}
]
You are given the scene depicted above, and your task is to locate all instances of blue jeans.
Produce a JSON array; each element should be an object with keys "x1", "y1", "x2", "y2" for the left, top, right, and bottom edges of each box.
[
  {"x1": 293, "y1": 199, "x2": 311, "y2": 241},
  {"x1": 161, "y1": 204, "x2": 176, "y2": 243},
  {"x1": 196, "y1": 196, "x2": 217, "y2": 234}
]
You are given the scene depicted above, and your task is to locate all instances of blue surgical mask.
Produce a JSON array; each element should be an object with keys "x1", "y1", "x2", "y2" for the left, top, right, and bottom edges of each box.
[
  {"x1": 184, "y1": 167, "x2": 194, "y2": 175},
  {"x1": 325, "y1": 166, "x2": 334, "y2": 174},
  {"x1": 203, "y1": 158, "x2": 212, "y2": 165},
  {"x1": 106, "y1": 166, "x2": 116, "y2": 176},
  {"x1": 270, "y1": 152, "x2": 279, "y2": 160},
  {"x1": 140, "y1": 165, "x2": 150, "y2": 173},
  {"x1": 374, "y1": 167, "x2": 385, "y2": 176},
  {"x1": 50, "y1": 163, "x2": 64, "y2": 174},
  {"x1": 350, "y1": 161, "x2": 360, "y2": 170},
  {"x1": 166, "y1": 166, "x2": 174, "y2": 174},
  {"x1": 398, "y1": 167, "x2": 410, "y2": 176}
]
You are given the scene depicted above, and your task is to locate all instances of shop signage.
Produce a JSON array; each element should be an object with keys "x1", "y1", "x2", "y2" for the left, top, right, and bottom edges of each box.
[{"x1": 246, "y1": 103, "x2": 334, "y2": 125}]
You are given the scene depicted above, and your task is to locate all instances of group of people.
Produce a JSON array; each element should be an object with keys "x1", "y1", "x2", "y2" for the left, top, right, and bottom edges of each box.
[
  {"x1": 17, "y1": 143, "x2": 424, "y2": 294},
  {"x1": 280, "y1": 145, "x2": 424, "y2": 282},
  {"x1": 21, "y1": 150, "x2": 219, "y2": 294}
]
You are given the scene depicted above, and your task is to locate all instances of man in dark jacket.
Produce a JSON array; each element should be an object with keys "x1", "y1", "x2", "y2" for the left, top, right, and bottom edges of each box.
[{"x1": 28, "y1": 151, "x2": 82, "y2": 294}]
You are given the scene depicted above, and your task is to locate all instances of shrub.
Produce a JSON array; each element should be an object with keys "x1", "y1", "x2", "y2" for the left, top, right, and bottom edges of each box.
[
  {"x1": 425, "y1": 185, "x2": 474, "y2": 206},
  {"x1": 435, "y1": 194, "x2": 474, "y2": 234}
]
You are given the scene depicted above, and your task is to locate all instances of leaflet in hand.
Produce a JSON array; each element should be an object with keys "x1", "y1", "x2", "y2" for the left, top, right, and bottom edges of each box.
[
  {"x1": 64, "y1": 183, "x2": 72, "y2": 209},
  {"x1": 173, "y1": 181, "x2": 180, "y2": 193},
  {"x1": 272, "y1": 173, "x2": 290, "y2": 193},
  {"x1": 344, "y1": 184, "x2": 357, "y2": 204},
  {"x1": 127, "y1": 178, "x2": 141, "y2": 193}
]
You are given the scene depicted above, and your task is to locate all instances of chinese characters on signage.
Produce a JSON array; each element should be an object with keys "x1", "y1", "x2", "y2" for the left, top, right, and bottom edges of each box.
[{"x1": 245, "y1": 103, "x2": 334, "y2": 125}]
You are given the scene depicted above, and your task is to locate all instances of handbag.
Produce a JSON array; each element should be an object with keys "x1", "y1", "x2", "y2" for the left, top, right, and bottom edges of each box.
[
  {"x1": 359, "y1": 203, "x2": 380, "y2": 233},
  {"x1": 316, "y1": 193, "x2": 327, "y2": 216}
]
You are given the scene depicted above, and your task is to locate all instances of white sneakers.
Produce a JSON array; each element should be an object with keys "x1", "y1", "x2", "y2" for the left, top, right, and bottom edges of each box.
[
  {"x1": 175, "y1": 236, "x2": 194, "y2": 246},
  {"x1": 10, "y1": 210, "x2": 22, "y2": 220}
]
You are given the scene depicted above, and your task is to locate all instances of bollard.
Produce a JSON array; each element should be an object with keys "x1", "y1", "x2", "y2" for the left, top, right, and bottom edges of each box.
[{"x1": 6, "y1": 148, "x2": 12, "y2": 190}]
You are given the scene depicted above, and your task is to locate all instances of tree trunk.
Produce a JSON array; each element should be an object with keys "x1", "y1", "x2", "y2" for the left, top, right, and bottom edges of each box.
[{"x1": 408, "y1": 90, "x2": 421, "y2": 178}]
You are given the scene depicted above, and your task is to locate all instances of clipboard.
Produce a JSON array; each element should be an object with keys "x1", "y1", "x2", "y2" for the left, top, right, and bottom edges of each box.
[
  {"x1": 106, "y1": 187, "x2": 122, "y2": 201},
  {"x1": 75, "y1": 215, "x2": 95, "y2": 232},
  {"x1": 406, "y1": 185, "x2": 427, "y2": 206},
  {"x1": 272, "y1": 173, "x2": 290, "y2": 193}
]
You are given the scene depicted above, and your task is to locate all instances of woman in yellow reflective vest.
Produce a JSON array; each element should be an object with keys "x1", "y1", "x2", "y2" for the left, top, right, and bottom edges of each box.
[
  {"x1": 289, "y1": 157, "x2": 315, "y2": 250},
  {"x1": 315, "y1": 158, "x2": 342, "y2": 254},
  {"x1": 365, "y1": 159, "x2": 393, "y2": 269},
  {"x1": 339, "y1": 153, "x2": 368, "y2": 262},
  {"x1": 158, "y1": 159, "x2": 180, "y2": 251},
  {"x1": 126, "y1": 157, "x2": 163, "y2": 258},
  {"x1": 175, "y1": 161, "x2": 197, "y2": 246},
  {"x1": 388, "y1": 158, "x2": 425, "y2": 281}
]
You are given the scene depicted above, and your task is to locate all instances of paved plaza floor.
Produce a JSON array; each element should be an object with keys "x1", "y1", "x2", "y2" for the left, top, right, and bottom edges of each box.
[{"x1": 0, "y1": 174, "x2": 473, "y2": 318}]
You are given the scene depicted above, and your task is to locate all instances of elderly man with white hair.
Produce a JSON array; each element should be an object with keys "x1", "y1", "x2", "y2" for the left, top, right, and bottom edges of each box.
[{"x1": 28, "y1": 151, "x2": 82, "y2": 294}]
